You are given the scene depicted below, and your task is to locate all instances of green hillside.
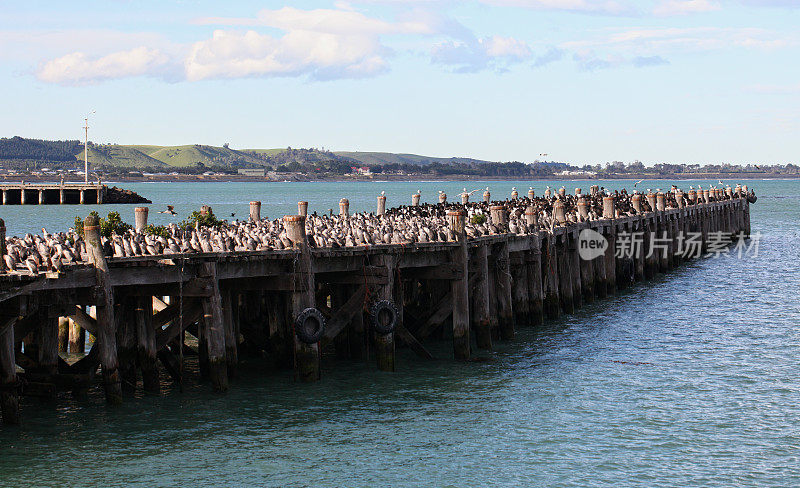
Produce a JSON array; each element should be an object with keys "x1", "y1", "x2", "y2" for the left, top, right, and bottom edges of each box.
[
  {"x1": 1, "y1": 137, "x2": 497, "y2": 171},
  {"x1": 76, "y1": 145, "x2": 167, "y2": 168},
  {"x1": 334, "y1": 151, "x2": 493, "y2": 166}
]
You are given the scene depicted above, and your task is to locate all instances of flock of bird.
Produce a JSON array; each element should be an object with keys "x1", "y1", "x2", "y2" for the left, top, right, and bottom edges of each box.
[{"x1": 1, "y1": 184, "x2": 746, "y2": 276}]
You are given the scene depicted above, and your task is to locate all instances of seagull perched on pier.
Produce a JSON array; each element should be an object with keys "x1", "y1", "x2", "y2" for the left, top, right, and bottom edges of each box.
[{"x1": 158, "y1": 205, "x2": 177, "y2": 215}]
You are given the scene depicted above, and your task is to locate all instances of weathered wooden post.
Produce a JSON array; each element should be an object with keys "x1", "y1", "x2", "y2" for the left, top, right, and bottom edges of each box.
[
  {"x1": 377, "y1": 194, "x2": 387, "y2": 216},
  {"x1": 461, "y1": 191, "x2": 470, "y2": 204},
  {"x1": 646, "y1": 192, "x2": 656, "y2": 211},
  {"x1": 412, "y1": 193, "x2": 421, "y2": 206},
  {"x1": 447, "y1": 210, "x2": 470, "y2": 360},
  {"x1": 632, "y1": 194, "x2": 643, "y2": 214},
  {"x1": 199, "y1": 262, "x2": 229, "y2": 392},
  {"x1": 298, "y1": 201, "x2": 308, "y2": 217},
  {"x1": 527, "y1": 188, "x2": 535, "y2": 200},
  {"x1": 473, "y1": 243, "x2": 492, "y2": 349},
  {"x1": 490, "y1": 205, "x2": 507, "y2": 231},
  {"x1": 68, "y1": 318, "x2": 85, "y2": 353},
  {"x1": 527, "y1": 233, "x2": 544, "y2": 325},
  {"x1": 249, "y1": 201, "x2": 261, "y2": 222},
  {"x1": 511, "y1": 188, "x2": 519, "y2": 200},
  {"x1": 556, "y1": 232, "x2": 574, "y2": 314},
  {"x1": 339, "y1": 198, "x2": 349, "y2": 218},
  {"x1": 579, "y1": 227, "x2": 596, "y2": 302},
  {"x1": 483, "y1": 189, "x2": 491, "y2": 203},
  {"x1": 575, "y1": 188, "x2": 582, "y2": 196},
  {"x1": 558, "y1": 187, "x2": 566, "y2": 198},
  {"x1": 83, "y1": 214, "x2": 123, "y2": 405},
  {"x1": 373, "y1": 255, "x2": 396, "y2": 372},
  {"x1": 656, "y1": 192, "x2": 666, "y2": 211},
  {"x1": 284, "y1": 215, "x2": 320, "y2": 382},
  {"x1": 134, "y1": 207, "x2": 148, "y2": 232},
  {"x1": 543, "y1": 233, "x2": 561, "y2": 319},
  {"x1": 510, "y1": 251, "x2": 530, "y2": 327},
  {"x1": 57, "y1": 316, "x2": 69, "y2": 353},
  {"x1": 603, "y1": 199, "x2": 617, "y2": 294},
  {"x1": 590, "y1": 185, "x2": 599, "y2": 196},
  {"x1": 135, "y1": 296, "x2": 159, "y2": 394},
  {"x1": 0, "y1": 323, "x2": 18, "y2": 424},
  {"x1": 577, "y1": 197, "x2": 589, "y2": 221},
  {"x1": 593, "y1": 223, "x2": 608, "y2": 298},
  {"x1": 438, "y1": 192, "x2": 447, "y2": 204},
  {"x1": 553, "y1": 200, "x2": 566, "y2": 225},
  {"x1": 221, "y1": 288, "x2": 238, "y2": 377},
  {"x1": 494, "y1": 239, "x2": 514, "y2": 340},
  {"x1": 544, "y1": 187, "x2": 552, "y2": 199},
  {"x1": 568, "y1": 229, "x2": 583, "y2": 309}
]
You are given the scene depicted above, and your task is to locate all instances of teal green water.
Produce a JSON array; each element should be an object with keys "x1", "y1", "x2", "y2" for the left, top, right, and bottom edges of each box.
[{"x1": 1, "y1": 179, "x2": 798, "y2": 487}]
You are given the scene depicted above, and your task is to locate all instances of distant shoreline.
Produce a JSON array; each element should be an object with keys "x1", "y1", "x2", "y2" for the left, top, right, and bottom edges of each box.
[{"x1": 1, "y1": 172, "x2": 797, "y2": 185}]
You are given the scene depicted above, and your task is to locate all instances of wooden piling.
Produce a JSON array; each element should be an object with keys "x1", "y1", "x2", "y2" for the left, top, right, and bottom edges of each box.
[
  {"x1": 373, "y1": 255, "x2": 396, "y2": 372},
  {"x1": 284, "y1": 215, "x2": 320, "y2": 382},
  {"x1": 473, "y1": 243, "x2": 493, "y2": 350},
  {"x1": 57, "y1": 316, "x2": 69, "y2": 353},
  {"x1": 0, "y1": 298, "x2": 19, "y2": 424},
  {"x1": 556, "y1": 234, "x2": 574, "y2": 314},
  {"x1": 448, "y1": 210, "x2": 470, "y2": 360},
  {"x1": 298, "y1": 201, "x2": 308, "y2": 217},
  {"x1": 494, "y1": 239, "x2": 514, "y2": 340},
  {"x1": 543, "y1": 233, "x2": 561, "y2": 319},
  {"x1": 510, "y1": 252, "x2": 530, "y2": 327},
  {"x1": 527, "y1": 237, "x2": 544, "y2": 326},
  {"x1": 134, "y1": 207, "x2": 148, "y2": 232},
  {"x1": 83, "y1": 215, "x2": 123, "y2": 405},
  {"x1": 68, "y1": 317, "x2": 85, "y2": 353},
  {"x1": 377, "y1": 195, "x2": 387, "y2": 216},
  {"x1": 221, "y1": 288, "x2": 238, "y2": 377},
  {"x1": 249, "y1": 201, "x2": 261, "y2": 222},
  {"x1": 199, "y1": 262, "x2": 229, "y2": 392},
  {"x1": 135, "y1": 295, "x2": 159, "y2": 394}
]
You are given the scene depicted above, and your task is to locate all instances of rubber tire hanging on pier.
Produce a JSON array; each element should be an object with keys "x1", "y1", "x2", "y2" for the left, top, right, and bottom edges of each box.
[
  {"x1": 295, "y1": 308, "x2": 326, "y2": 344},
  {"x1": 369, "y1": 300, "x2": 398, "y2": 335}
]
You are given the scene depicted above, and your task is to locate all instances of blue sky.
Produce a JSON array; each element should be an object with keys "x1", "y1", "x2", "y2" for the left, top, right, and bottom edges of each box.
[{"x1": 0, "y1": 0, "x2": 798, "y2": 165}]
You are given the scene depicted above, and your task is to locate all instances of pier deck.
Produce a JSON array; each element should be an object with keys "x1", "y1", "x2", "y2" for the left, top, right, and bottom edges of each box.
[{"x1": 0, "y1": 192, "x2": 752, "y2": 425}]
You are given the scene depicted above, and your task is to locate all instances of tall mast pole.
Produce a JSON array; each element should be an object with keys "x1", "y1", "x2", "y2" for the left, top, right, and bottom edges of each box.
[{"x1": 84, "y1": 117, "x2": 89, "y2": 184}]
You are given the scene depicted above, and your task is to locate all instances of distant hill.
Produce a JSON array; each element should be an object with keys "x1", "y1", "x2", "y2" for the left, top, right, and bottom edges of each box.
[
  {"x1": 334, "y1": 151, "x2": 495, "y2": 166},
  {"x1": 0, "y1": 137, "x2": 498, "y2": 171}
]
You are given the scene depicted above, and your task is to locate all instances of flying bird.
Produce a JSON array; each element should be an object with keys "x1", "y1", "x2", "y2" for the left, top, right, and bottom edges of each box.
[
  {"x1": 634, "y1": 179, "x2": 643, "y2": 187},
  {"x1": 158, "y1": 205, "x2": 177, "y2": 215}
]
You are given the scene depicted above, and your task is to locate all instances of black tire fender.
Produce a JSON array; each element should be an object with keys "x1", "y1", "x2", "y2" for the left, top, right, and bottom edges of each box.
[
  {"x1": 295, "y1": 308, "x2": 325, "y2": 344},
  {"x1": 369, "y1": 300, "x2": 398, "y2": 335}
]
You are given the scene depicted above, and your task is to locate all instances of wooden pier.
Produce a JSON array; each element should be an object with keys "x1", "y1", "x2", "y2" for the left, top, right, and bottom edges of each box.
[
  {"x1": 0, "y1": 182, "x2": 150, "y2": 205},
  {"x1": 0, "y1": 188, "x2": 753, "y2": 425}
]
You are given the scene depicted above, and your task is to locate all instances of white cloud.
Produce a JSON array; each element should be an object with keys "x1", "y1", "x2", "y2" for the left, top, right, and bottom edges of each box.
[
  {"x1": 185, "y1": 29, "x2": 388, "y2": 81},
  {"x1": 194, "y1": 7, "x2": 436, "y2": 35},
  {"x1": 36, "y1": 47, "x2": 172, "y2": 85},
  {"x1": 431, "y1": 35, "x2": 532, "y2": 72},
  {"x1": 654, "y1": 0, "x2": 721, "y2": 16}
]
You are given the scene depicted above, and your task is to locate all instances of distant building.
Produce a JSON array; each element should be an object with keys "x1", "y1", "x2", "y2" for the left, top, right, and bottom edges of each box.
[
  {"x1": 238, "y1": 168, "x2": 266, "y2": 177},
  {"x1": 350, "y1": 166, "x2": 372, "y2": 176},
  {"x1": 558, "y1": 170, "x2": 597, "y2": 176}
]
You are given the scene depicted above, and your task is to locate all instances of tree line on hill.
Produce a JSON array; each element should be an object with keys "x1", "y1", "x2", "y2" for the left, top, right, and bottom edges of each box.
[{"x1": 1, "y1": 136, "x2": 798, "y2": 176}]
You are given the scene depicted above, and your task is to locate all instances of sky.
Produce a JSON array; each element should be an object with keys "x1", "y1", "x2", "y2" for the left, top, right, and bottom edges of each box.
[{"x1": 0, "y1": 0, "x2": 798, "y2": 166}]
